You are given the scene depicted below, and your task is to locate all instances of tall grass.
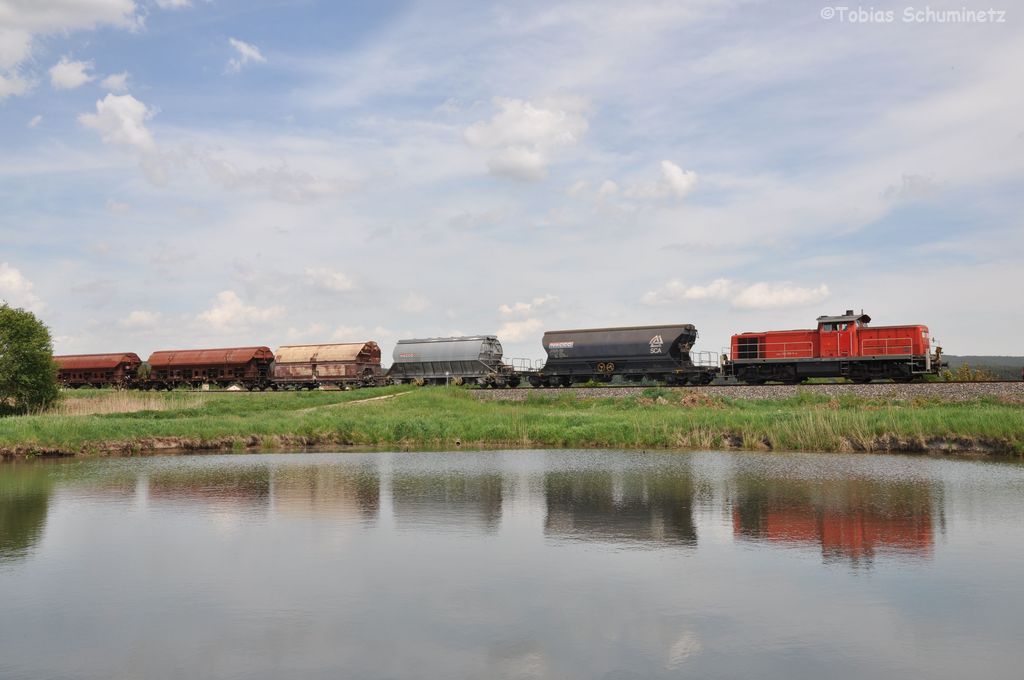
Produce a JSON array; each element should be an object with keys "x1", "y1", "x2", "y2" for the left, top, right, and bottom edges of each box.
[
  {"x1": 1, "y1": 385, "x2": 1021, "y2": 456},
  {"x1": 52, "y1": 391, "x2": 208, "y2": 416}
]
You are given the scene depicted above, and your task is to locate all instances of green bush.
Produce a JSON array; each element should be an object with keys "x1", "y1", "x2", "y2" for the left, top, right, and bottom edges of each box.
[{"x1": 0, "y1": 303, "x2": 60, "y2": 415}]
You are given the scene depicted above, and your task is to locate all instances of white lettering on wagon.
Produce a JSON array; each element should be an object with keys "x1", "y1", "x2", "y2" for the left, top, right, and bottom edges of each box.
[
  {"x1": 549, "y1": 341, "x2": 574, "y2": 349},
  {"x1": 649, "y1": 335, "x2": 664, "y2": 354}
]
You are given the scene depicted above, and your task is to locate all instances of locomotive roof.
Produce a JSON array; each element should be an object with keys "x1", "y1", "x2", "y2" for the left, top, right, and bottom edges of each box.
[
  {"x1": 148, "y1": 346, "x2": 274, "y2": 367},
  {"x1": 54, "y1": 353, "x2": 142, "y2": 370},
  {"x1": 816, "y1": 310, "x2": 872, "y2": 324}
]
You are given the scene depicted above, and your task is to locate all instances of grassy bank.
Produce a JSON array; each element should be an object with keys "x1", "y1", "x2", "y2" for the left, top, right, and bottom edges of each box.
[{"x1": 1, "y1": 386, "x2": 1023, "y2": 458}]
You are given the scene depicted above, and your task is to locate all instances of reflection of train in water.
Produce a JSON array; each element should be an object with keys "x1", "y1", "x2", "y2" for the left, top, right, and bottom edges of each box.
[
  {"x1": 391, "y1": 473, "x2": 503, "y2": 531},
  {"x1": 731, "y1": 475, "x2": 936, "y2": 564},
  {"x1": 544, "y1": 470, "x2": 697, "y2": 545},
  {"x1": 53, "y1": 310, "x2": 943, "y2": 389}
]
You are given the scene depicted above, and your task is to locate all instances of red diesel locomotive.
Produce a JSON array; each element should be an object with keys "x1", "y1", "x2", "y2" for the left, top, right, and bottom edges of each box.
[{"x1": 724, "y1": 310, "x2": 942, "y2": 383}]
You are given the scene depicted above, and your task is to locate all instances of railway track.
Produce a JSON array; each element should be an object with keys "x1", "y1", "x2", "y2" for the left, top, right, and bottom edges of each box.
[
  {"x1": 473, "y1": 380, "x2": 1024, "y2": 403},
  {"x1": 74, "y1": 379, "x2": 1024, "y2": 395}
]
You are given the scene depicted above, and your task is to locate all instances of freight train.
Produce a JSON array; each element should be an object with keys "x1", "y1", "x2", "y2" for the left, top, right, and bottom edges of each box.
[{"x1": 53, "y1": 310, "x2": 943, "y2": 389}]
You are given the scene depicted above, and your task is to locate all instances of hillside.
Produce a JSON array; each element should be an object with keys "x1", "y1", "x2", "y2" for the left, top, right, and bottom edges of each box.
[{"x1": 944, "y1": 356, "x2": 1024, "y2": 380}]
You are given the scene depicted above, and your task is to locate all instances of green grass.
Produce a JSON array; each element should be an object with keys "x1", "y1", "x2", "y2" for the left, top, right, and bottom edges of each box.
[{"x1": 1, "y1": 386, "x2": 1022, "y2": 456}]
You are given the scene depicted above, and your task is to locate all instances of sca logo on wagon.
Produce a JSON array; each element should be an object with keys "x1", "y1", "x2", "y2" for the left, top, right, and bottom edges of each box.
[{"x1": 649, "y1": 335, "x2": 664, "y2": 354}]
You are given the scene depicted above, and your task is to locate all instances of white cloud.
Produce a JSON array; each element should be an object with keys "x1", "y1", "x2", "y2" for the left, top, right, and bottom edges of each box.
[
  {"x1": 305, "y1": 267, "x2": 356, "y2": 292},
  {"x1": 285, "y1": 322, "x2": 329, "y2": 342},
  {"x1": 105, "y1": 199, "x2": 131, "y2": 214},
  {"x1": 497, "y1": 317, "x2": 544, "y2": 342},
  {"x1": 642, "y1": 278, "x2": 829, "y2": 310},
  {"x1": 464, "y1": 96, "x2": 589, "y2": 180},
  {"x1": 78, "y1": 93, "x2": 156, "y2": 150},
  {"x1": 661, "y1": 160, "x2": 699, "y2": 197},
  {"x1": 486, "y1": 146, "x2": 547, "y2": 181},
  {"x1": 122, "y1": 310, "x2": 160, "y2": 328},
  {"x1": 226, "y1": 37, "x2": 266, "y2": 73},
  {"x1": 197, "y1": 290, "x2": 283, "y2": 330},
  {"x1": 0, "y1": 1, "x2": 137, "y2": 100},
  {"x1": 625, "y1": 160, "x2": 698, "y2": 199},
  {"x1": 155, "y1": 0, "x2": 192, "y2": 7},
  {"x1": 201, "y1": 155, "x2": 338, "y2": 203},
  {"x1": 641, "y1": 279, "x2": 734, "y2": 305},
  {"x1": 400, "y1": 292, "x2": 430, "y2": 313},
  {"x1": 0, "y1": 262, "x2": 43, "y2": 312},
  {"x1": 0, "y1": 71, "x2": 31, "y2": 100},
  {"x1": 732, "y1": 282, "x2": 830, "y2": 310},
  {"x1": 27, "y1": 114, "x2": 41, "y2": 127},
  {"x1": 49, "y1": 56, "x2": 94, "y2": 89},
  {"x1": 100, "y1": 70, "x2": 129, "y2": 92},
  {"x1": 499, "y1": 294, "x2": 558, "y2": 316}
]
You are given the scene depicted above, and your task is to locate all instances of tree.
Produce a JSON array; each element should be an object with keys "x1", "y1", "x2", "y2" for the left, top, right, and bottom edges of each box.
[{"x1": 0, "y1": 303, "x2": 60, "y2": 414}]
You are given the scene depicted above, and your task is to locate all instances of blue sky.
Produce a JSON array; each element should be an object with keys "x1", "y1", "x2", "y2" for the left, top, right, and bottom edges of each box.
[{"x1": 1, "y1": 0, "x2": 1021, "y2": 361}]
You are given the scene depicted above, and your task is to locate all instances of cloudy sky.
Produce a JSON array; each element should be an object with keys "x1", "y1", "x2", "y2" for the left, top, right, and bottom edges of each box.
[{"x1": 1, "y1": 0, "x2": 1021, "y2": 362}]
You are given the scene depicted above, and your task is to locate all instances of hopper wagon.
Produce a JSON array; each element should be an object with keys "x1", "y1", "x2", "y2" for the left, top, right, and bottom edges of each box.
[
  {"x1": 145, "y1": 346, "x2": 274, "y2": 390},
  {"x1": 529, "y1": 324, "x2": 719, "y2": 387},
  {"x1": 272, "y1": 342, "x2": 382, "y2": 389},
  {"x1": 388, "y1": 335, "x2": 520, "y2": 387},
  {"x1": 54, "y1": 353, "x2": 143, "y2": 389}
]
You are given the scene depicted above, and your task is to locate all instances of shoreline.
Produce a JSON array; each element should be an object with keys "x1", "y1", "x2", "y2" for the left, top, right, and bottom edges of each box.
[
  {"x1": 1, "y1": 431, "x2": 1017, "y2": 461},
  {"x1": 2, "y1": 386, "x2": 1022, "y2": 461}
]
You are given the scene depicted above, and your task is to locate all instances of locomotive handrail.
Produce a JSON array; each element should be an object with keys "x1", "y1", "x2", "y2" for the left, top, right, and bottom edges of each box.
[
  {"x1": 861, "y1": 337, "x2": 914, "y2": 356},
  {"x1": 734, "y1": 340, "x2": 814, "y2": 360}
]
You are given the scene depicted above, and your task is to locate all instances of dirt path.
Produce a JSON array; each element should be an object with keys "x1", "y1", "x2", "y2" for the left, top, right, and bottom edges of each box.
[{"x1": 294, "y1": 391, "x2": 410, "y2": 414}]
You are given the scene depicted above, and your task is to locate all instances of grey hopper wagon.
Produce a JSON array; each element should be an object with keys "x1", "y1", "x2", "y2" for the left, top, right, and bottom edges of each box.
[
  {"x1": 387, "y1": 336, "x2": 520, "y2": 387},
  {"x1": 531, "y1": 324, "x2": 718, "y2": 387}
]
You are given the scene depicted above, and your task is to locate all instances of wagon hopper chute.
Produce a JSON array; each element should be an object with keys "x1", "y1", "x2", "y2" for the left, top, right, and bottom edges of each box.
[
  {"x1": 54, "y1": 353, "x2": 143, "y2": 389},
  {"x1": 532, "y1": 324, "x2": 718, "y2": 387},
  {"x1": 145, "y1": 346, "x2": 274, "y2": 390},
  {"x1": 388, "y1": 335, "x2": 520, "y2": 387},
  {"x1": 272, "y1": 342, "x2": 382, "y2": 389}
]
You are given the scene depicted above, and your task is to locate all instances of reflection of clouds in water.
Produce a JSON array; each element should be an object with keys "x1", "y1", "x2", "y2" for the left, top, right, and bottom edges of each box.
[
  {"x1": 208, "y1": 509, "x2": 244, "y2": 536},
  {"x1": 666, "y1": 630, "x2": 703, "y2": 668},
  {"x1": 488, "y1": 645, "x2": 547, "y2": 680}
]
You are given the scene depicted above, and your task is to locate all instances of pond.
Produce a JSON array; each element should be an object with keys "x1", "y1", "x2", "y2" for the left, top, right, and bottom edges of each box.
[{"x1": 2, "y1": 450, "x2": 1023, "y2": 679}]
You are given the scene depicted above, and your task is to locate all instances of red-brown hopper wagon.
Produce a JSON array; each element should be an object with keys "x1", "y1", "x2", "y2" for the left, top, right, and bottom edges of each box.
[
  {"x1": 54, "y1": 353, "x2": 143, "y2": 389},
  {"x1": 145, "y1": 346, "x2": 274, "y2": 390}
]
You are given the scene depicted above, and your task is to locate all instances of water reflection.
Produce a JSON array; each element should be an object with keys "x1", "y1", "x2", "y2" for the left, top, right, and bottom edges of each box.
[
  {"x1": 1, "y1": 451, "x2": 1023, "y2": 680},
  {"x1": 731, "y1": 474, "x2": 936, "y2": 564},
  {"x1": 272, "y1": 465, "x2": 380, "y2": 520},
  {"x1": 0, "y1": 464, "x2": 52, "y2": 563},
  {"x1": 544, "y1": 470, "x2": 697, "y2": 546},
  {"x1": 391, "y1": 472, "x2": 503, "y2": 531},
  {"x1": 147, "y1": 465, "x2": 271, "y2": 512}
]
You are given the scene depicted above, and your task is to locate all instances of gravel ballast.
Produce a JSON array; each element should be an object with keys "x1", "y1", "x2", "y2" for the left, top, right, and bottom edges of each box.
[{"x1": 474, "y1": 382, "x2": 1024, "y2": 402}]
